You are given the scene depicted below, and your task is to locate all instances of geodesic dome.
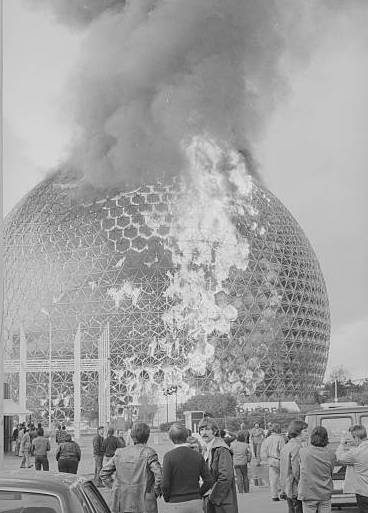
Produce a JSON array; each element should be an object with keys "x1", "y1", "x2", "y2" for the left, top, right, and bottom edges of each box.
[{"x1": 4, "y1": 146, "x2": 330, "y2": 418}]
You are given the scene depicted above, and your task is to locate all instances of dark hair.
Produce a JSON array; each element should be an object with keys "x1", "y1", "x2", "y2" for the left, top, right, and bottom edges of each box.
[
  {"x1": 350, "y1": 425, "x2": 367, "y2": 441},
  {"x1": 198, "y1": 418, "x2": 219, "y2": 435},
  {"x1": 37, "y1": 428, "x2": 44, "y2": 437},
  {"x1": 310, "y1": 426, "x2": 328, "y2": 447},
  {"x1": 131, "y1": 422, "x2": 150, "y2": 444},
  {"x1": 169, "y1": 423, "x2": 188, "y2": 444},
  {"x1": 237, "y1": 431, "x2": 246, "y2": 442},
  {"x1": 219, "y1": 429, "x2": 226, "y2": 438},
  {"x1": 65, "y1": 433, "x2": 72, "y2": 442},
  {"x1": 287, "y1": 420, "x2": 308, "y2": 438},
  {"x1": 107, "y1": 427, "x2": 114, "y2": 436},
  {"x1": 61, "y1": 425, "x2": 66, "y2": 431}
]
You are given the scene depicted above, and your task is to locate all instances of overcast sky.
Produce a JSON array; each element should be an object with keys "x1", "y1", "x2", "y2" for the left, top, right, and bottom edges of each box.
[{"x1": 3, "y1": 1, "x2": 368, "y2": 381}]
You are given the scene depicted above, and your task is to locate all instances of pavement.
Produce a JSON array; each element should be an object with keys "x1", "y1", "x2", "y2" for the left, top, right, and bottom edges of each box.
[{"x1": 4, "y1": 433, "x2": 358, "y2": 513}]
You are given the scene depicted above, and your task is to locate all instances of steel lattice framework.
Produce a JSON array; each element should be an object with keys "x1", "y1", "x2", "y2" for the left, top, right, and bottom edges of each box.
[{"x1": 4, "y1": 166, "x2": 330, "y2": 418}]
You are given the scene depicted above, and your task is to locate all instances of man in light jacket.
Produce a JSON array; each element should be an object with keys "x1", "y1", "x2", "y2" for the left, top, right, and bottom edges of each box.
[
  {"x1": 261, "y1": 423, "x2": 285, "y2": 501},
  {"x1": 100, "y1": 422, "x2": 162, "y2": 513},
  {"x1": 280, "y1": 420, "x2": 308, "y2": 513},
  {"x1": 336, "y1": 424, "x2": 368, "y2": 513}
]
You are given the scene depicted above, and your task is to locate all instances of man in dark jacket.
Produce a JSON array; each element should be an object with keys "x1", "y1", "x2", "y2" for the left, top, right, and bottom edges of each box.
[
  {"x1": 102, "y1": 427, "x2": 125, "y2": 464},
  {"x1": 162, "y1": 423, "x2": 213, "y2": 513},
  {"x1": 199, "y1": 418, "x2": 238, "y2": 513},
  {"x1": 56, "y1": 433, "x2": 81, "y2": 474},
  {"x1": 93, "y1": 426, "x2": 105, "y2": 487}
]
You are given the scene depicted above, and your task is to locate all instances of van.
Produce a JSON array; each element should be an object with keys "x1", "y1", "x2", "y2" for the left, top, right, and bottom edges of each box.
[{"x1": 305, "y1": 405, "x2": 368, "y2": 508}]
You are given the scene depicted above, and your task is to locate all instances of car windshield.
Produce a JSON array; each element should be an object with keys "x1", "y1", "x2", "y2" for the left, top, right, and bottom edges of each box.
[{"x1": 0, "y1": 490, "x2": 62, "y2": 513}]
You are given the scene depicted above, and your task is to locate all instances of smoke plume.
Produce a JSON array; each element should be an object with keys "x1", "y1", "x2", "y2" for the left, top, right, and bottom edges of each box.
[{"x1": 27, "y1": 0, "x2": 356, "y2": 189}]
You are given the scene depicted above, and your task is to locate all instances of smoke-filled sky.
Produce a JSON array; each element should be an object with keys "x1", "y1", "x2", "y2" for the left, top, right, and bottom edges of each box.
[{"x1": 3, "y1": 0, "x2": 368, "y2": 380}]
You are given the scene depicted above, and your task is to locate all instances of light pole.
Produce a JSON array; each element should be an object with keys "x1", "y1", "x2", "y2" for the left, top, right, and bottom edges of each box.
[{"x1": 41, "y1": 309, "x2": 52, "y2": 431}]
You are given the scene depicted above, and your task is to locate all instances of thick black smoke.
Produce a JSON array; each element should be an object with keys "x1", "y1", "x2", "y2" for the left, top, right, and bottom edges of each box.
[{"x1": 25, "y1": 0, "x2": 366, "y2": 189}]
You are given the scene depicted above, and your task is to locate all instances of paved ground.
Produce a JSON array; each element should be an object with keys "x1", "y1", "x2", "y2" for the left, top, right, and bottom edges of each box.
[{"x1": 4, "y1": 433, "x2": 358, "y2": 513}]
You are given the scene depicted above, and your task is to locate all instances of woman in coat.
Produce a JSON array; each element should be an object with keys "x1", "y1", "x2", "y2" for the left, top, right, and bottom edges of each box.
[{"x1": 199, "y1": 418, "x2": 238, "y2": 513}]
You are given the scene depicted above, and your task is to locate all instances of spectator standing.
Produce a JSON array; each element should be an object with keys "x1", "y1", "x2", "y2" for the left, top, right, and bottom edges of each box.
[
  {"x1": 102, "y1": 427, "x2": 125, "y2": 464},
  {"x1": 297, "y1": 426, "x2": 336, "y2": 513},
  {"x1": 249, "y1": 422, "x2": 264, "y2": 465},
  {"x1": 260, "y1": 423, "x2": 285, "y2": 501},
  {"x1": 19, "y1": 427, "x2": 33, "y2": 468},
  {"x1": 100, "y1": 422, "x2": 162, "y2": 513},
  {"x1": 16, "y1": 424, "x2": 24, "y2": 456},
  {"x1": 29, "y1": 424, "x2": 37, "y2": 456},
  {"x1": 280, "y1": 420, "x2": 308, "y2": 513},
  {"x1": 230, "y1": 431, "x2": 251, "y2": 494},
  {"x1": 93, "y1": 426, "x2": 105, "y2": 487},
  {"x1": 32, "y1": 429, "x2": 51, "y2": 471},
  {"x1": 161, "y1": 423, "x2": 213, "y2": 513},
  {"x1": 11, "y1": 425, "x2": 19, "y2": 454},
  {"x1": 336, "y1": 424, "x2": 368, "y2": 513},
  {"x1": 56, "y1": 433, "x2": 81, "y2": 474},
  {"x1": 55, "y1": 424, "x2": 61, "y2": 444},
  {"x1": 37, "y1": 422, "x2": 44, "y2": 436},
  {"x1": 199, "y1": 417, "x2": 238, "y2": 513}
]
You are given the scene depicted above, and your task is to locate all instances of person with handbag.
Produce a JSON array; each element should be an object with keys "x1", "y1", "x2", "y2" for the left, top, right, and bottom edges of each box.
[{"x1": 230, "y1": 431, "x2": 252, "y2": 493}]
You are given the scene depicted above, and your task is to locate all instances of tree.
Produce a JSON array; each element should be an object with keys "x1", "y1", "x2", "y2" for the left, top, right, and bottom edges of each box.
[{"x1": 181, "y1": 393, "x2": 237, "y2": 418}]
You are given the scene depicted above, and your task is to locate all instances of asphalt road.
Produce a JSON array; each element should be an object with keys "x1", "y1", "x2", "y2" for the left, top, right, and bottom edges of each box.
[{"x1": 4, "y1": 433, "x2": 358, "y2": 513}]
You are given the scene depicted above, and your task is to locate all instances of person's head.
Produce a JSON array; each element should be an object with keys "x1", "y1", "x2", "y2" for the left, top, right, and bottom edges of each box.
[
  {"x1": 168, "y1": 423, "x2": 188, "y2": 445},
  {"x1": 37, "y1": 429, "x2": 44, "y2": 437},
  {"x1": 97, "y1": 426, "x2": 104, "y2": 436},
  {"x1": 61, "y1": 425, "x2": 66, "y2": 431},
  {"x1": 310, "y1": 426, "x2": 328, "y2": 447},
  {"x1": 107, "y1": 427, "x2": 114, "y2": 436},
  {"x1": 199, "y1": 417, "x2": 219, "y2": 443},
  {"x1": 254, "y1": 423, "x2": 259, "y2": 428},
  {"x1": 219, "y1": 429, "x2": 226, "y2": 439},
  {"x1": 65, "y1": 433, "x2": 72, "y2": 442},
  {"x1": 350, "y1": 425, "x2": 367, "y2": 443},
  {"x1": 270, "y1": 423, "x2": 281, "y2": 434},
  {"x1": 287, "y1": 420, "x2": 308, "y2": 439},
  {"x1": 237, "y1": 431, "x2": 246, "y2": 442},
  {"x1": 131, "y1": 422, "x2": 150, "y2": 444}
]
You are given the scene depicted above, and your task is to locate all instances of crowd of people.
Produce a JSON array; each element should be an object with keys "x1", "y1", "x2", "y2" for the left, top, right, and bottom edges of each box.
[{"x1": 11, "y1": 418, "x2": 368, "y2": 513}]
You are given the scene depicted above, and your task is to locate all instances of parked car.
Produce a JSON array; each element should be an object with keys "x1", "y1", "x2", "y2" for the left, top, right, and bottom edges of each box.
[
  {"x1": 305, "y1": 404, "x2": 368, "y2": 509},
  {"x1": 0, "y1": 470, "x2": 111, "y2": 513}
]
